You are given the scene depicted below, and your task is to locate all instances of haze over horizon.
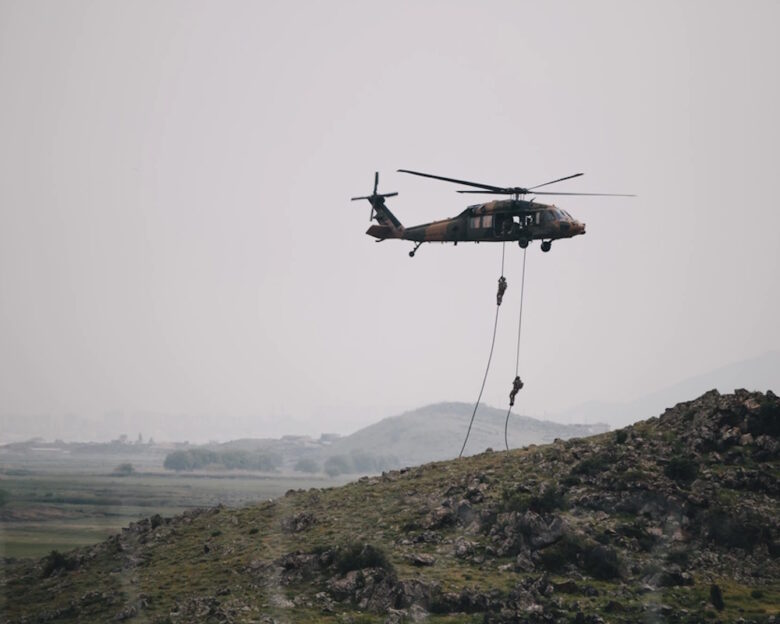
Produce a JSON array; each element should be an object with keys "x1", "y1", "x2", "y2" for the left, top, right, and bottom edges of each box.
[
  {"x1": 2, "y1": 2, "x2": 779, "y2": 444},
  {"x1": 2, "y1": 350, "x2": 777, "y2": 445}
]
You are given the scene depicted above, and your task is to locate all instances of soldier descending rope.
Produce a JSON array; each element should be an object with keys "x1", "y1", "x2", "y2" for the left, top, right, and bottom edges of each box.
[
  {"x1": 509, "y1": 375, "x2": 524, "y2": 406},
  {"x1": 496, "y1": 276, "x2": 507, "y2": 306}
]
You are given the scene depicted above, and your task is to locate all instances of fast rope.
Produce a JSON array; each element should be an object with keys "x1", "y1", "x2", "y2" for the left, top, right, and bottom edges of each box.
[
  {"x1": 505, "y1": 247, "x2": 527, "y2": 450},
  {"x1": 459, "y1": 244, "x2": 528, "y2": 457},
  {"x1": 459, "y1": 243, "x2": 506, "y2": 458}
]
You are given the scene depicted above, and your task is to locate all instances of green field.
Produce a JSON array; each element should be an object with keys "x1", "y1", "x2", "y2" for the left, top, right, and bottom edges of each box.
[{"x1": 0, "y1": 453, "x2": 347, "y2": 558}]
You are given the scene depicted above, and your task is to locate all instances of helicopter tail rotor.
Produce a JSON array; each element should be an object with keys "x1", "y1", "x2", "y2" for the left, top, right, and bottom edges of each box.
[{"x1": 351, "y1": 171, "x2": 398, "y2": 221}]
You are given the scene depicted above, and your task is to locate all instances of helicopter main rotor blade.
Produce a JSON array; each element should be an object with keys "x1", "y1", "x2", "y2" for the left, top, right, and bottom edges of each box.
[
  {"x1": 528, "y1": 173, "x2": 584, "y2": 190},
  {"x1": 399, "y1": 169, "x2": 634, "y2": 198},
  {"x1": 530, "y1": 191, "x2": 636, "y2": 197},
  {"x1": 457, "y1": 190, "x2": 510, "y2": 194},
  {"x1": 398, "y1": 169, "x2": 504, "y2": 192},
  {"x1": 373, "y1": 171, "x2": 379, "y2": 195},
  {"x1": 457, "y1": 189, "x2": 635, "y2": 197}
]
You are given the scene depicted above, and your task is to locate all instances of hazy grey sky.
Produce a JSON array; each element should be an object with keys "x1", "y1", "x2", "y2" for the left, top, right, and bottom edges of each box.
[{"x1": 1, "y1": 1, "x2": 779, "y2": 442}]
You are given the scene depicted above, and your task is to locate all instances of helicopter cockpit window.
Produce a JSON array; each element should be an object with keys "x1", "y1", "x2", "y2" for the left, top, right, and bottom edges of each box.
[{"x1": 541, "y1": 211, "x2": 556, "y2": 224}]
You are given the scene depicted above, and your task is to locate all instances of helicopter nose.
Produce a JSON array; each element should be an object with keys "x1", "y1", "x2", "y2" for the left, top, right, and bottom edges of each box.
[{"x1": 578, "y1": 221, "x2": 586, "y2": 235}]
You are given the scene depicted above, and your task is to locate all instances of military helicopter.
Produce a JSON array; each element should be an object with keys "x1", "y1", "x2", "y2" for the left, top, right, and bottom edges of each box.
[{"x1": 352, "y1": 169, "x2": 633, "y2": 257}]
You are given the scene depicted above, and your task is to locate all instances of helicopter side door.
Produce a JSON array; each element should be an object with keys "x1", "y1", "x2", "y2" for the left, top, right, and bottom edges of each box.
[
  {"x1": 492, "y1": 214, "x2": 515, "y2": 239},
  {"x1": 519, "y1": 211, "x2": 538, "y2": 235}
]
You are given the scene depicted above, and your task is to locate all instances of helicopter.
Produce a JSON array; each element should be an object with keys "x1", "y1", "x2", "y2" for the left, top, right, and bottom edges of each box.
[{"x1": 352, "y1": 169, "x2": 634, "y2": 257}]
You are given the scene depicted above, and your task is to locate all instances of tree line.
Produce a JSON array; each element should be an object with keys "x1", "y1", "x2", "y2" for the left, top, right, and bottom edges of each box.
[
  {"x1": 163, "y1": 447, "x2": 399, "y2": 475},
  {"x1": 163, "y1": 448, "x2": 282, "y2": 472}
]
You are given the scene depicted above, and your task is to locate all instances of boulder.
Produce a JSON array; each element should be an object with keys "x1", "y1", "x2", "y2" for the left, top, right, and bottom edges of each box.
[{"x1": 404, "y1": 553, "x2": 435, "y2": 567}]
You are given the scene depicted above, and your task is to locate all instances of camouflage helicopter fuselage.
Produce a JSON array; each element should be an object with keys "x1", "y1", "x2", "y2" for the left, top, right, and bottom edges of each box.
[{"x1": 365, "y1": 196, "x2": 585, "y2": 254}]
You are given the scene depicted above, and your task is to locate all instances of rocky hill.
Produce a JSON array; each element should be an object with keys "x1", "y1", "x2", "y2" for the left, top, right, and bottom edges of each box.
[{"x1": 2, "y1": 390, "x2": 778, "y2": 623}]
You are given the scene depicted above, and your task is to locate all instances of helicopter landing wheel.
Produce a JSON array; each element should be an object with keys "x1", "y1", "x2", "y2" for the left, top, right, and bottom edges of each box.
[
  {"x1": 518, "y1": 237, "x2": 530, "y2": 249},
  {"x1": 409, "y1": 242, "x2": 423, "y2": 258},
  {"x1": 409, "y1": 251, "x2": 415, "y2": 257},
  {"x1": 541, "y1": 240, "x2": 552, "y2": 253}
]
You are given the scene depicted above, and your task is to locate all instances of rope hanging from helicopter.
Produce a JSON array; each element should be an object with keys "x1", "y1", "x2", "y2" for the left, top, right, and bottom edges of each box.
[
  {"x1": 459, "y1": 243, "x2": 528, "y2": 457},
  {"x1": 458, "y1": 242, "x2": 507, "y2": 458},
  {"x1": 505, "y1": 247, "x2": 527, "y2": 451}
]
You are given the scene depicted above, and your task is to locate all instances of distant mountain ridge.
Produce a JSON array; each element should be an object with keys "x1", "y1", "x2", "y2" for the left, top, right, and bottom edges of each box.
[
  {"x1": 554, "y1": 350, "x2": 779, "y2": 427},
  {"x1": 325, "y1": 402, "x2": 608, "y2": 467},
  {"x1": 205, "y1": 402, "x2": 608, "y2": 473}
]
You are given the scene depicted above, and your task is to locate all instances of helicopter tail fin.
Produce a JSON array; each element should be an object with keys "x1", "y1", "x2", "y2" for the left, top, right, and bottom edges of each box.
[{"x1": 366, "y1": 197, "x2": 404, "y2": 239}]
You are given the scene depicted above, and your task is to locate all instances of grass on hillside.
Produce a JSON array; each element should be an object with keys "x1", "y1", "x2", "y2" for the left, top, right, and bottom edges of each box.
[{"x1": 0, "y1": 469, "x2": 346, "y2": 558}]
